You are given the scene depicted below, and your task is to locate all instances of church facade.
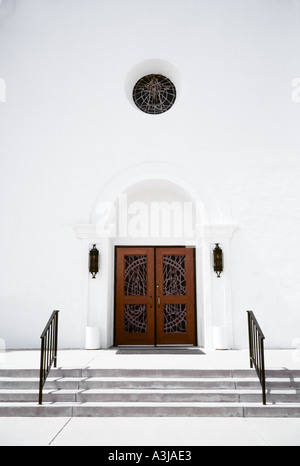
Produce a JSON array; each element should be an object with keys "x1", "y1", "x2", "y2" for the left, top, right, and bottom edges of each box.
[{"x1": 0, "y1": 0, "x2": 300, "y2": 351}]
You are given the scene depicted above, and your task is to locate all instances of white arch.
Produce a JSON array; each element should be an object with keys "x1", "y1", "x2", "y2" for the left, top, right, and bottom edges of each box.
[
  {"x1": 90, "y1": 161, "x2": 221, "y2": 226},
  {"x1": 75, "y1": 162, "x2": 235, "y2": 349}
]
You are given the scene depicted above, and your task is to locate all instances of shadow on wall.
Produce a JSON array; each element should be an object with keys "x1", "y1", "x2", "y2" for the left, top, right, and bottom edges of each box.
[
  {"x1": 0, "y1": 0, "x2": 15, "y2": 21},
  {"x1": 231, "y1": 227, "x2": 300, "y2": 349}
]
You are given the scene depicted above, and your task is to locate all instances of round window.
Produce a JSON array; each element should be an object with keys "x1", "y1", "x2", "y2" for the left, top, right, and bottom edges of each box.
[{"x1": 133, "y1": 74, "x2": 177, "y2": 115}]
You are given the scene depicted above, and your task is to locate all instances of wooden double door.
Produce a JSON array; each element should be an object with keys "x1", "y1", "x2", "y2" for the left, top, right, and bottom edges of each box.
[{"x1": 115, "y1": 247, "x2": 196, "y2": 346}]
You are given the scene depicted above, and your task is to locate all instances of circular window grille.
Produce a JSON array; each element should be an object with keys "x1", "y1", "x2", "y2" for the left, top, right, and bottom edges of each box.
[{"x1": 133, "y1": 74, "x2": 177, "y2": 115}]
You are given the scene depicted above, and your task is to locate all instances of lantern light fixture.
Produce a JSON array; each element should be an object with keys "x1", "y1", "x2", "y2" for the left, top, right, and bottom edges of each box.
[
  {"x1": 213, "y1": 243, "x2": 223, "y2": 278},
  {"x1": 89, "y1": 245, "x2": 99, "y2": 279}
]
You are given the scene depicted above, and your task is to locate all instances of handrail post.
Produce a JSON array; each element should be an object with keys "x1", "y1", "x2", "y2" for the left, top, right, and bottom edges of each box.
[
  {"x1": 248, "y1": 311, "x2": 253, "y2": 369},
  {"x1": 39, "y1": 337, "x2": 45, "y2": 405},
  {"x1": 54, "y1": 311, "x2": 59, "y2": 368},
  {"x1": 261, "y1": 338, "x2": 267, "y2": 405}
]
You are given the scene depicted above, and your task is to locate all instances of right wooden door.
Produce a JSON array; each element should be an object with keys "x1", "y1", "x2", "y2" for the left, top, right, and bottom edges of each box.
[{"x1": 155, "y1": 247, "x2": 196, "y2": 346}]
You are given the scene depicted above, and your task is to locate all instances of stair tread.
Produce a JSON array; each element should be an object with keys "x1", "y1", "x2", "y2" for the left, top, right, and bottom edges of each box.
[
  {"x1": 1, "y1": 401, "x2": 300, "y2": 407},
  {"x1": 0, "y1": 377, "x2": 82, "y2": 382},
  {"x1": 1, "y1": 376, "x2": 299, "y2": 381},
  {"x1": 0, "y1": 388, "x2": 298, "y2": 394}
]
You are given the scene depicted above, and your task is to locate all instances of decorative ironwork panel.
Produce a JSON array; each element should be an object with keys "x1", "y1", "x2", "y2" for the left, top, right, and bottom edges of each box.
[
  {"x1": 133, "y1": 74, "x2": 177, "y2": 115},
  {"x1": 163, "y1": 255, "x2": 186, "y2": 296},
  {"x1": 164, "y1": 305, "x2": 187, "y2": 334},
  {"x1": 124, "y1": 305, "x2": 147, "y2": 334},
  {"x1": 124, "y1": 255, "x2": 147, "y2": 296}
]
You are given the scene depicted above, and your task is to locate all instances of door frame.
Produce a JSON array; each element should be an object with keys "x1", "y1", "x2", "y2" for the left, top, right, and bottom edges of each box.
[
  {"x1": 74, "y1": 224, "x2": 237, "y2": 350},
  {"x1": 114, "y1": 245, "x2": 198, "y2": 347}
]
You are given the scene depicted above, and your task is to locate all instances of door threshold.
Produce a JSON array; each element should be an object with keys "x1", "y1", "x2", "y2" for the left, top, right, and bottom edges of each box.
[
  {"x1": 156, "y1": 344, "x2": 194, "y2": 348},
  {"x1": 118, "y1": 345, "x2": 155, "y2": 348},
  {"x1": 117, "y1": 345, "x2": 195, "y2": 349},
  {"x1": 116, "y1": 346, "x2": 205, "y2": 355}
]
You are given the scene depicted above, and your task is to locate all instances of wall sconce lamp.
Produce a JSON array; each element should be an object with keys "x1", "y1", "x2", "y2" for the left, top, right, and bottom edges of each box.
[
  {"x1": 89, "y1": 245, "x2": 99, "y2": 279},
  {"x1": 213, "y1": 243, "x2": 223, "y2": 278}
]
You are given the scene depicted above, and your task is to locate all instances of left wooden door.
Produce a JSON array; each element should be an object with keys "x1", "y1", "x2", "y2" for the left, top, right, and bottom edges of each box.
[{"x1": 115, "y1": 248, "x2": 156, "y2": 346}]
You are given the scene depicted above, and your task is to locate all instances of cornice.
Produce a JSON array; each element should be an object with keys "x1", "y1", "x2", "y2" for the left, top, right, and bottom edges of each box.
[{"x1": 73, "y1": 224, "x2": 238, "y2": 242}]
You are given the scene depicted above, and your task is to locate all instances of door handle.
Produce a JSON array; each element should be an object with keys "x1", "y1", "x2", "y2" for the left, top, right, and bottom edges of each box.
[
  {"x1": 158, "y1": 296, "x2": 161, "y2": 308},
  {"x1": 150, "y1": 296, "x2": 153, "y2": 309}
]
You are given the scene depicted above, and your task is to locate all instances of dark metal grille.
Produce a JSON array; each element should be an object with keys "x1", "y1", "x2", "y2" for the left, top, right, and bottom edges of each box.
[
  {"x1": 163, "y1": 255, "x2": 186, "y2": 296},
  {"x1": 124, "y1": 305, "x2": 147, "y2": 334},
  {"x1": 133, "y1": 74, "x2": 177, "y2": 115},
  {"x1": 164, "y1": 304, "x2": 187, "y2": 334},
  {"x1": 124, "y1": 255, "x2": 147, "y2": 296}
]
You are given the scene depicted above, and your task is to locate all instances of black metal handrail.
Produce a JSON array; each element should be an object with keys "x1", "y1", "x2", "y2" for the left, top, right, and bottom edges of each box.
[
  {"x1": 247, "y1": 311, "x2": 266, "y2": 405},
  {"x1": 39, "y1": 311, "x2": 59, "y2": 405}
]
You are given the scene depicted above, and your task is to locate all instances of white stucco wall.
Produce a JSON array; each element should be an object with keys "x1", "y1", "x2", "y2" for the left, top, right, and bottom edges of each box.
[{"x1": 0, "y1": 0, "x2": 300, "y2": 349}]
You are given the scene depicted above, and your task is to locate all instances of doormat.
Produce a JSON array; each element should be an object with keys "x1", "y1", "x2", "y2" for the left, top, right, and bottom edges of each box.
[{"x1": 116, "y1": 348, "x2": 205, "y2": 355}]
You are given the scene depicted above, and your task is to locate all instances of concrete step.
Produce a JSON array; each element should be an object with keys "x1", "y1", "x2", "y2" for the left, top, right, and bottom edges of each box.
[
  {"x1": 0, "y1": 369, "x2": 235, "y2": 378},
  {"x1": 0, "y1": 377, "x2": 237, "y2": 390},
  {"x1": 0, "y1": 388, "x2": 299, "y2": 404},
  {"x1": 79, "y1": 369, "x2": 300, "y2": 379},
  {"x1": 0, "y1": 369, "x2": 82, "y2": 378},
  {"x1": 0, "y1": 390, "x2": 77, "y2": 403},
  {"x1": 0, "y1": 389, "x2": 246, "y2": 403},
  {"x1": 76, "y1": 389, "x2": 300, "y2": 404},
  {"x1": 1, "y1": 376, "x2": 299, "y2": 391},
  {"x1": 61, "y1": 376, "x2": 300, "y2": 391},
  {"x1": 79, "y1": 377, "x2": 237, "y2": 390},
  {"x1": 237, "y1": 379, "x2": 300, "y2": 389},
  {"x1": 1, "y1": 368, "x2": 300, "y2": 379},
  {"x1": 0, "y1": 367, "x2": 299, "y2": 418},
  {"x1": 71, "y1": 402, "x2": 300, "y2": 418},
  {"x1": 0, "y1": 378, "x2": 82, "y2": 390},
  {"x1": 0, "y1": 401, "x2": 300, "y2": 418},
  {"x1": 76, "y1": 389, "x2": 241, "y2": 403}
]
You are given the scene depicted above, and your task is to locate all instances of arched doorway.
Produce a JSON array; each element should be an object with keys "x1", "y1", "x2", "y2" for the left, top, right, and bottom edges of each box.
[{"x1": 73, "y1": 162, "x2": 236, "y2": 349}]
